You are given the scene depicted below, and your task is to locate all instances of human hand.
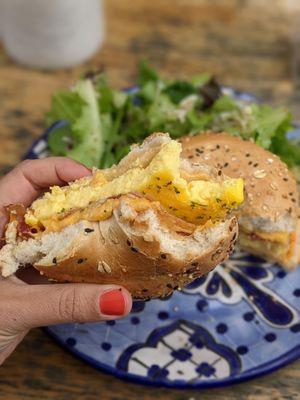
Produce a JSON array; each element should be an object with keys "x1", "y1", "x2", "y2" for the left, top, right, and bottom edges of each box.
[{"x1": 0, "y1": 158, "x2": 132, "y2": 365}]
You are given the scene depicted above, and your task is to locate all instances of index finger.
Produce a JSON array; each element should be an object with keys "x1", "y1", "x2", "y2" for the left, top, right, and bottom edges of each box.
[{"x1": 0, "y1": 157, "x2": 91, "y2": 208}]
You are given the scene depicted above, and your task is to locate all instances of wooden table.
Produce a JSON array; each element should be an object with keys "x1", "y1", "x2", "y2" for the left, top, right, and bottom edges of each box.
[{"x1": 0, "y1": 1, "x2": 299, "y2": 398}]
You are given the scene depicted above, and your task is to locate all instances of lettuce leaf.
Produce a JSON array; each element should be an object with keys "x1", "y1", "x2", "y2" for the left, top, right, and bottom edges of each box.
[
  {"x1": 47, "y1": 80, "x2": 103, "y2": 167},
  {"x1": 46, "y1": 62, "x2": 299, "y2": 180}
]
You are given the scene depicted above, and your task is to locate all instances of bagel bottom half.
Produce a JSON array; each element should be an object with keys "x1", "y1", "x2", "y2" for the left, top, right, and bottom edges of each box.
[{"x1": 0, "y1": 194, "x2": 238, "y2": 299}]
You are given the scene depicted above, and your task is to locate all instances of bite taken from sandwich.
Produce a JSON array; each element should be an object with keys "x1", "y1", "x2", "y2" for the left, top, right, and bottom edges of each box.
[{"x1": 0, "y1": 133, "x2": 244, "y2": 299}]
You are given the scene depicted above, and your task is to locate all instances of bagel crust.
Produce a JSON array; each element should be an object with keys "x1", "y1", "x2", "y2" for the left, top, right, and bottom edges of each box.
[
  {"x1": 0, "y1": 132, "x2": 241, "y2": 298},
  {"x1": 180, "y1": 131, "x2": 299, "y2": 268},
  {"x1": 34, "y1": 196, "x2": 238, "y2": 299}
]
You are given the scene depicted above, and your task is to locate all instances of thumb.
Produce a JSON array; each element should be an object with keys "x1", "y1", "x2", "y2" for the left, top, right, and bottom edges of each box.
[{"x1": 14, "y1": 283, "x2": 132, "y2": 329}]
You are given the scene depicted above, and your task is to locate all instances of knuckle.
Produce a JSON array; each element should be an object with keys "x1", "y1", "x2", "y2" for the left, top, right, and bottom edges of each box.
[
  {"x1": 57, "y1": 287, "x2": 92, "y2": 323},
  {"x1": 18, "y1": 159, "x2": 34, "y2": 170},
  {"x1": 57, "y1": 287, "x2": 77, "y2": 322}
]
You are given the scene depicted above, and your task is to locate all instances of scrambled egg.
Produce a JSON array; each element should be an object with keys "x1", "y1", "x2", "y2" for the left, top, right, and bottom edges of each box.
[
  {"x1": 25, "y1": 140, "x2": 244, "y2": 231},
  {"x1": 239, "y1": 231, "x2": 295, "y2": 262}
]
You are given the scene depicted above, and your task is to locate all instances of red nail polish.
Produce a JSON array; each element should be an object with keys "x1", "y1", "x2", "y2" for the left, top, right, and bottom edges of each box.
[{"x1": 99, "y1": 289, "x2": 126, "y2": 316}]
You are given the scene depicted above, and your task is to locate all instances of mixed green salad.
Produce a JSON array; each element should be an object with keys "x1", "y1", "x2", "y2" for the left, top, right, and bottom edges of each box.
[{"x1": 46, "y1": 62, "x2": 300, "y2": 179}]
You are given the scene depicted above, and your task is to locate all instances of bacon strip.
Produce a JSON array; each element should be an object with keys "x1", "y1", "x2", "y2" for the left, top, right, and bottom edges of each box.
[{"x1": 6, "y1": 204, "x2": 32, "y2": 239}]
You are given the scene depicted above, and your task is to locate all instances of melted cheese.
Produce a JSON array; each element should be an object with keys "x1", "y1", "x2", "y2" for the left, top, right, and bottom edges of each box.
[
  {"x1": 25, "y1": 140, "x2": 244, "y2": 230},
  {"x1": 239, "y1": 231, "x2": 295, "y2": 263},
  {"x1": 252, "y1": 231, "x2": 290, "y2": 245}
]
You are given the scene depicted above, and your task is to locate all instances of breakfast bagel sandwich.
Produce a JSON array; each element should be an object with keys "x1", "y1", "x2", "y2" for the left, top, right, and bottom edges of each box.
[
  {"x1": 180, "y1": 132, "x2": 299, "y2": 269},
  {"x1": 0, "y1": 133, "x2": 244, "y2": 299}
]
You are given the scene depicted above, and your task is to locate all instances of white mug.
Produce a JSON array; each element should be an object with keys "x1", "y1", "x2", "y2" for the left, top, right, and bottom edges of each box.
[{"x1": 0, "y1": 0, "x2": 104, "y2": 69}]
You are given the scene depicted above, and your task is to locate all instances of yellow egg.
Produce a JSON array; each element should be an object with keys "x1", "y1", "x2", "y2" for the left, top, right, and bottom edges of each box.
[{"x1": 25, "y1": 140, "x2": 244, "y2": 230}]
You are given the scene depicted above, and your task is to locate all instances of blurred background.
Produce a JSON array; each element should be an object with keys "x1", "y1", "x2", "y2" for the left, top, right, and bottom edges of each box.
[
  {"x1": 0, "y1": 1, "x2": 300, "y2": 399},
  {"x1": 1, "y1": 0, "x2": 300, "y2": 175}
]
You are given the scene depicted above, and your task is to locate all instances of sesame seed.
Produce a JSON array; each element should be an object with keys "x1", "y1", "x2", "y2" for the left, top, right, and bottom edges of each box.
[
  {"x1": 245, "y1": 153, "x2": 250, "y2": 157},
  {"x1": 108, "y1": 228, "x2": 119, "y2": 244},
  {"x1": 77, "y1": 258, "x2": 85, "y2": 264},
  {"x1": 270, "y1": 183, "x2": 278, "y2": 191},
  {"x1": 97, "y1": 261, "x2": 112, "y2": 274},
  {"x1": 168, "y1": 273, "x2": 173, "y2": 277},
  {"x1": 262, "y1": 204, "x2": 270, "y2": 212},
  {"x1": 253, "y1": 169, "x2": 267, "y2": 179},
  {"x1": 231, "y1": 156, "x2": 237, "y2": 161},
  {"x1": 267, "y1": 158, "x2": 274, "y2": 164},
  {"x1": 131, "y1": 247, "x2": 139, "y2": 253}
]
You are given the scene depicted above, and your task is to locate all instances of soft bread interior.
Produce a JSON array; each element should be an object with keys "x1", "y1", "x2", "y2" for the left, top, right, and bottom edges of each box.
[
  {"x1": 0, "y1": 195, "x2": 236, "y2": 279},
  {"x1": 0, "y1": 221, "x2": 84, "y2": 277}
]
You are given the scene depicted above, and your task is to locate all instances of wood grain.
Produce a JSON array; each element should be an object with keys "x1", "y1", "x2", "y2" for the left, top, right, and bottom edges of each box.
[
  {"x1": 0, "y1": 329, "x2": 299, "y2": 400},
  {"x1": 0, "y1": 0, "x2": 299, "y2": 398}
]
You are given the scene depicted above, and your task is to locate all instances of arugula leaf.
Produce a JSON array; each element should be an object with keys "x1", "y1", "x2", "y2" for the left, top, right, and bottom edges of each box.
[
  {"x1": 191, "y1": 73, "x2": 212, "y2": 87},
  {"x1": 46, "y1": 91, "x2": 86, "y2": 127},
  {"x1": 47, "y1": 124, "x2": 76, "y2": 156},
  {"x1": 148, "y1": 94, "x2": 178, "y2": 131},
  {"x1": 138, "y1": 60, "x2": 159, "y2": 85},
  {"x1": 250, "y1": 104, "x2": 292, "y2": 149},
  {"x1": 163, "y1": 81, "x2": 196, "y2": 104},
  {"x1": 212, "y1": 95, "x2": 239, "y2": 113},
  {"x1": 140, "y1": 81, "x2": 159, "y2": 103},
  {"x1": 270, "y1": 133, "x2": 300, "y2": 168}
]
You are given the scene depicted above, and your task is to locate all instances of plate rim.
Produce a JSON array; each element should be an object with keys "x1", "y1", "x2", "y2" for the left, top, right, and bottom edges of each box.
[
  {"x1": 43, "y1": 327, "x2": 300, "y2": 389},
  {"x1": 25, "y1": 87, "x2": 300, "y2": 389}
]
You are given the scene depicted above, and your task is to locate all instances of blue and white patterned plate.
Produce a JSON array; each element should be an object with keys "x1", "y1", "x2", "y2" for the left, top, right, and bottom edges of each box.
[{"x1": 25, "y1": 89, "x2": 300, "y2": 388}]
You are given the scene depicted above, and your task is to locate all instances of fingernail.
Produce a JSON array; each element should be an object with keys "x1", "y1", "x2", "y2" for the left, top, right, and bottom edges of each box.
[{"x1": 99, "y1": 289, "x2": 126, "y2": 316}]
